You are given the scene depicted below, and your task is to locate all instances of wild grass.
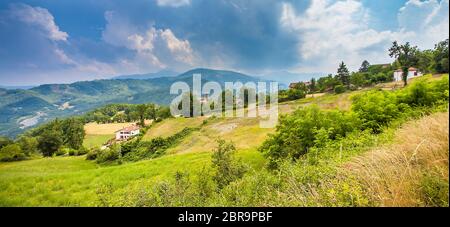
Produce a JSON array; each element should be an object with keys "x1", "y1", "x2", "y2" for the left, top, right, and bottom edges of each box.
[
  {"x1": 0, "y1": 147, "x2": 264, "y2": 206},
  {"x1": 142, "y1": 117, "x2": 206, "y2": 141},
  {"x1": 345, "y1": 111, "x2": 449, "y2": 206}
]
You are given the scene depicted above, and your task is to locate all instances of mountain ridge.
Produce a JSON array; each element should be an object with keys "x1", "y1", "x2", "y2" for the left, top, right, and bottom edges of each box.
[{"x1": 0, "y1": 68, "x2": 265, "y2": 137}]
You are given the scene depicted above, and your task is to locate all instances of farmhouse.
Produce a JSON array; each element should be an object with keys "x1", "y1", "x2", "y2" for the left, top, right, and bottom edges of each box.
[
  {"x1": 115, "y1": 125, "x2": 140, "y2": 141},
  {"x1": 393, "y1": 67, "x2": 423, "y2": 82}
]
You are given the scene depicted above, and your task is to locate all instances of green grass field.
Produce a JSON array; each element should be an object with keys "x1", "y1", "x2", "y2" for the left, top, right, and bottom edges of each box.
[
  {"x1": 0, "y1": 148, "x2": 264, "y2": 206},
  {"x1": 83, "y1": 134, "x2": 114, "y2": 148}
]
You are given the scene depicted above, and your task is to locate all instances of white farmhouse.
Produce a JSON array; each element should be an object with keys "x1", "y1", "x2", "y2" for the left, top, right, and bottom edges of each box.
[
  {"x1": 115, "y1": 125, "x2": 140, "y2": 141},
  {"x1": 393, "y1": 67, "x2": 423, "y2": 82}
]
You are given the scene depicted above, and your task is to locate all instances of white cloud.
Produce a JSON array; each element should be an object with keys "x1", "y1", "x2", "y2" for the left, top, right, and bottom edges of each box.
[
  {"x1": 10, "y1": 3, "x2": 68, "y2": 41},
  {"x1": 280, "y1": 0, "x2": 401, "y2": 72},
  {"x1": 280, "y1": 0, "x2": 448, "y2": 73},
  {"x1": 398, "y1": 0, "x2": 449, "y2": 49},
  {"x1": 160, "y1": 29, "x2": 195, "y2": 65},
  {"x1": 102, "y1": 11, "x2": 196, "y2": 71},
  {"x1": 156, "y1": 0, "x2": 191, "y2": 7}
]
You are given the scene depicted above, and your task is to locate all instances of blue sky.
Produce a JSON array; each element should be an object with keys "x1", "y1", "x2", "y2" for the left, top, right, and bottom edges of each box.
[{"x1": 0, "y1": 0, "x2": 448, "y2": 85}]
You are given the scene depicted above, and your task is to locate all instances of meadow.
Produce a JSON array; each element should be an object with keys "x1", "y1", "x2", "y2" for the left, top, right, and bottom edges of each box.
[{"x1": 0, "y1": 75, "x2": 448, "y2": 206}]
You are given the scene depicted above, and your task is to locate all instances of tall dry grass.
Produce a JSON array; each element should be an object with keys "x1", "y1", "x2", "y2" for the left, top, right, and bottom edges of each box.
[{"x1": 346, "y1": 111, "x2": 449, "y2": 206}]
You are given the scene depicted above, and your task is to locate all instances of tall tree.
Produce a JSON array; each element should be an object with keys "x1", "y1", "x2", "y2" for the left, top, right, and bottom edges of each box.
[
  {"x1": 359, "y1": 60, "x2": 370, "y2": 73},
  {"x1": 309, "y1": 78, "x2": 316, "y2": 93},
  {"x1": 135, "y1": 104, "x2": 149, "y2": 126},
  {"x1": 337, "y1": 61, "x2": 350, "y2": 87},
  {"x1": 389, "y1": 41, "x2": 419, "y2": 86},
  {"x1": 61, "y1": 118, "x2": 85, "y2": 150},
  {"x1": 433, "y1": 39, "x2": 449, "y2": 73}
]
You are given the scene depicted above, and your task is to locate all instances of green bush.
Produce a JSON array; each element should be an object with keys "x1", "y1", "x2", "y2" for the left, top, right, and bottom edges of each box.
[
  {"x1": 86, "y1": 147, "x2": 101, "y2": 160},
  {"x1": 334, "y1": 85, "x2": 346, "y2": 94},
  {"x1": 96, "y1": 145, "x2": 122, "y2": 164},
  {"x1": 259, "y1": 105, "x2": 360, "y2": 168},
  {"x1": 0, "y1": 144, "x2": 26, "y2": 162},
  {"x1": 211, "y1": 140, "x2": 247, "y2": 189},
  {"x1": 77, "y1": 146, "x2": 89, "y2": 156},
  {"x1": 55, "y1": 147, "x2": 69, "y2": 156},
  {"x1": 352, "y1": 90, "x2": 408, "y2": 133}
]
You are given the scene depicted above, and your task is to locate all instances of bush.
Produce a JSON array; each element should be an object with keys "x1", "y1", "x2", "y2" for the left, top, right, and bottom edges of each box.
[
  {"x1": 352, "y1": 90, "x2": 408, "y2": 133},
  {"x1": 0, "y1": 144, "x2": 26, "y2": 162},
  {"x1": 77, "y1": 146, "x2": 89, "y2": 156},
  {"x1": 334, "y1": 85, "x2": 346, "y2": 94},
  {"x1": 259, "y1": 105, "x2": 360, "y2": 168},
  {"x1": 96, "y1": 145, "x2": 122, "y2": 164},
  {"x1": 86, "y1": 147, "x2": 101, "y2": 160},
  {"x1": 211, "y1": 140, "x2": 247, "y2": 189},
  {"x1": 55, "y1": 147, "x2": 69, "y2": 156}
]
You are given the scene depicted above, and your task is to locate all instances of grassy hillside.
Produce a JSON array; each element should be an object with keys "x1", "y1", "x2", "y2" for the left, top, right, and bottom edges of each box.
[
  {"x1": 0, "y1": 75, "x2": 448, "y2": 206},
  {"x1": 0, "y1": 149, "x2": 264, "y2": 206}
]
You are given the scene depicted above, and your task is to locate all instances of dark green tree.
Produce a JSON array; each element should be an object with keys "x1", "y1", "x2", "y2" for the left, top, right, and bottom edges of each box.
[
  {"x1": 433, "y1": 39, "x2": 449, "y2": 73},
  {"x1": 135, "y1": 104, "x2": 149, "y2": 126},
  {"x1": 389, "y1": 41, "x2": 419, "y2": 86},
  {"x1": 61, "y1": 118, "x2": 85, "y2": 150},
  {"x1": 38, "y1": 129, "x2": 63, "y2": 157},
  {"x1": 337, "y1": 61, "x2": 350, "y2": 87},
  {"x1": 359, "y1": 60, "x2": 370, "y2": 73},
  {"x1": 309, "y1": 78, "x2": 317, "y2": 93}
]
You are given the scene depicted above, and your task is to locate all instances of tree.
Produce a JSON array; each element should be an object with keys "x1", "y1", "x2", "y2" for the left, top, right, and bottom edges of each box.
[
  {"x1": 17, "y1": 136, "x2": 38, "y2": 155},
  {"x1": 135, "y1": 104, "x2": 149, "y2": 126},
  {"x1": 433, "y1": 39, "x2": 449, "y2": 73},
  {"x1": 147, "y1": 104, "x2": 157, "y2": 121},
  {"x1": 309, "y1": 78, "x2": 317, "y2": 93},
  {"x1": 389, "y1": 41, "x2": 419, "y2": 86},
  {"x1": 38, "y1": 129, "x2": 63, "y2": 157},
  {"x1": 61, "y1": 118, "x2": 85, "y2": 150},
  {"x1": 337, "y1": 61, "x2": 350, "y2": 87},
  {"x1": 359, "y1": 60, "x2": 370, "y2": 73},
  {"x1": 0, "y1": 136, "x2": 13, "y2": 149}
]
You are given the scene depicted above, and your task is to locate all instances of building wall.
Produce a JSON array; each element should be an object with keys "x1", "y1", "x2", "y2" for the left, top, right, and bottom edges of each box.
[{"x1": 393, "y1": 70, "x2": 422, "y2": 82}]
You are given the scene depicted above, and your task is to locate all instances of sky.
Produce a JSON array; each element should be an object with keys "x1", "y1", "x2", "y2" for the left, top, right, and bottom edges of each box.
[{"x1": 0, "y1": 0, "x2": 448, "y2": 85}]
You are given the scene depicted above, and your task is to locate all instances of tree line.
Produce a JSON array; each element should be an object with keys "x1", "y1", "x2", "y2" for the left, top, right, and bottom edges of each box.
[
  {"x1": 0, "y1": 102, "x2": 172, "y2": 162},
  {"x1": 282, "y1": 39, "x2": 449, "y2": 101}
]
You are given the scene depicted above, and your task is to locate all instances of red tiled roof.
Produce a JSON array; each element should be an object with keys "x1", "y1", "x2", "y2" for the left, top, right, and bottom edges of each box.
[
  {"x1": 408, "y1": 67, "x2": 418, "y2": 71},
  {"x1": 116, "y1": 125, "x2": 140, "y2": 133}
]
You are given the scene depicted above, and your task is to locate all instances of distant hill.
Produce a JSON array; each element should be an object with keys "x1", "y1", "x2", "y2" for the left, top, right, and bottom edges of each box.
[
  {"x1": 113, "y1": 70, "x2": 179, "y2": 80},
  {"x1": 0, "y1": 68, "x2": 263, "y2": 137},
  {"x1": 0, "y1": 85, "x2": 36, "y2": 90}
]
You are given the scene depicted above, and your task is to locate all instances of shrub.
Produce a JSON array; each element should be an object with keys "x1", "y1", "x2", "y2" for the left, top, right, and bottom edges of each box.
[
  {"x1": 86, "y1": 147, "x2": 101, "y2": 160},
  {"x1": 259, "y1": 105, "x2": 360, "y2": 168},
  {"x1": 334, "y1": 85, "x2": 346, "y2": 94},
  {"x1": 68, "y1": 148, "x2": 77, "y2": 156},
  {"x1": 77, "y1": 146, "x2": 89, "y2": 156},
  {"x1": 352, "y1": 90, "x2": 407, "y2": 133},
  {"x1": 55, "y1": 146, "x2": 69, "y2": 156},
  {"x1": 0, "y1": 144, "x2": 26, "y2": 162},
  {"x1": 96, "y1": 145, "x2": 122, "y2": 164},
  {"x1": 211, "y1": 140, "x2": 247, "y2": 189}
]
